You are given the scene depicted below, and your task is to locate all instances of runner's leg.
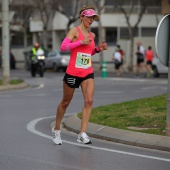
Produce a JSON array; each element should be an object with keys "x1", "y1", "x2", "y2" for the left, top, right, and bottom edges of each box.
[
  {"x1": 55, "y1": 82, "x2": 75, "y2": 130},
  {"x1": 80, "y1": 78, "x2": 94, "y2": 133}
]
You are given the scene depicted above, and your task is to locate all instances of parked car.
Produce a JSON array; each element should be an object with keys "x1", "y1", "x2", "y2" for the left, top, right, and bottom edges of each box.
[
  {"x1": 9, "y1": 52, "x2": 16, "y2": 69},
  {"x1": 44, "y1": 50, "x2": 70, "y2": 72},
  {"x1": 152, "y1": 56, "x2": 168, "y2": 77},
  {"x1": 0, "y1": 51, "x2": 16, "y2": 69}
]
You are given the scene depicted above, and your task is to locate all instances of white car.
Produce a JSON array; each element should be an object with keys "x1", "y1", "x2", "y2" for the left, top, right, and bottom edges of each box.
[
  {"x1": 44, "y1": 50, "x2": 70, "y2": 72},
  {"x1": 152, "y1": 57, "x2": 168, "y2": 77}
]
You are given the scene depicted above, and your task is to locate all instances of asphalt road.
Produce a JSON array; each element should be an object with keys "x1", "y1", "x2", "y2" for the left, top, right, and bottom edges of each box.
[{"x1": 0, "y1": 69, "x2": 170, "y2": 170}]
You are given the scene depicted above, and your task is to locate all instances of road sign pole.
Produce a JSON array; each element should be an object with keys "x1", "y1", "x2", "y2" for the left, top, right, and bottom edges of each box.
[
  {"x1": 165, "y1": 17, "x2": 170, "y2": 135},
  {"x1": 166, "y1": 43, "x2": 170, "y2": 135},
  {"x1": 155, "y1": 14, "x2": 170, "y2": 135}
]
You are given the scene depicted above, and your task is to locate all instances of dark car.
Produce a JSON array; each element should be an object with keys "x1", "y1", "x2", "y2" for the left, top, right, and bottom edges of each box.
[
  {"x1": 44, "y1": 50, "x2": 70, "y2": 72},
  {"x1": 0, "y1": 51, "x2": 16, "y2": 69},
  {"x1": 10, "y1": 52, "x2": 16, "y2": 69}
]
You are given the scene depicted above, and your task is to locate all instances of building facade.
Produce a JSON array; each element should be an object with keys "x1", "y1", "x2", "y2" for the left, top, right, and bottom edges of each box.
[{"x1": 1, "y1": 0, "x2": 169, "y2": 70}]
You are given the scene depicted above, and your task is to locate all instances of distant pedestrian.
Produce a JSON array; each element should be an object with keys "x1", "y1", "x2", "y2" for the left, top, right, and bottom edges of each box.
[
  {"x1": 145, "y1": 46, "x2": 154, "y2": 77},
  {"x1": 113, "y1": 49, "x2": 122, "y2": 77},
  {"x1": 116, "y1": 45, "x2": 126, "y2": 72},
  {"x1": 135, "y1": 42, "x2": 147, "y2": 78}
]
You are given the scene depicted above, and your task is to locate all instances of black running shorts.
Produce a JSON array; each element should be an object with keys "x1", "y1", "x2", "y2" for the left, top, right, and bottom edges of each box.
[{"x1": 63, "y1": 73, "x2": 94, "y2": 88}]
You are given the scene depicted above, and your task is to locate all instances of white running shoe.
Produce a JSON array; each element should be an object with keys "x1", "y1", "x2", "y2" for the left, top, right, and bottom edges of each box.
[
  {"x1": 77, "y1": 132, "x2": 92, "y2": 144},
  {"x1": 52, "y1": 127, "x2": 62, "y2": 145}
]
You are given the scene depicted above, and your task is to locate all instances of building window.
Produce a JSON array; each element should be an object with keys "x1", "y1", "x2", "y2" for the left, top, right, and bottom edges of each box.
[
  {"x1": 91, "y1": 27, "x2": 117, "y2": 45},
  {"x1": 10, "y1": 30, "x2": 32, "y2": 48},
  {"x1": 91, "y1": 28, "x2": 98, "y2": 44},
  {"x1": 120, "y1": 28, "x2": 130, "y2": 39},
  {"x1": 10, "y1": 31, "x2": 24, "y2": 47},
  {"x1": 105, "y1": 27, "x2": 117, "y2": 45},
  {"x1": 119, "y1": 27, "x2": 139, "y2": 39},
  {"x1": 141, "y1": 27, "x2": 157, "y2": 37},
  {"x1": 104, "y1": 0, "x2": 161, "y2": 14}
]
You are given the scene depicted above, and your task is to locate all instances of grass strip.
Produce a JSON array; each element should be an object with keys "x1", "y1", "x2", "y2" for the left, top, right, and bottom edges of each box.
[
  {"x1": 78, "y1": 94, "x2": 167, "y2": 136},
  {"x1": 0, "y1": 79, "x2": 23, "y2": 85}
]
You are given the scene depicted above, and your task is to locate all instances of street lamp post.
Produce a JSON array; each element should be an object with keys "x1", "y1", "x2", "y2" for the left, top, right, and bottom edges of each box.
[{"x1": 2, "y1": 0, "x2": 10, "y2": 85}]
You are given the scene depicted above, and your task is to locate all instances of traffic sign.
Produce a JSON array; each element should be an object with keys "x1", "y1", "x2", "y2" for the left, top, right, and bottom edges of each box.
[{"x1": 155, "y1": 14, "x2": 170, "y2": 67}]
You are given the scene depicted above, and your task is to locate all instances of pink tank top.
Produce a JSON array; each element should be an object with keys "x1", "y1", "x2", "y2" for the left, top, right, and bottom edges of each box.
[{"x1": 66, "y1": 27, "x2": 95, "y2": 77}]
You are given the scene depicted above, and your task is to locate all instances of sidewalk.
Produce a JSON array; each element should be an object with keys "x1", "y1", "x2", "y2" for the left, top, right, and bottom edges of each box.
[{"x1": 63, "y1": 114, "x2": 170, "y2": 152}]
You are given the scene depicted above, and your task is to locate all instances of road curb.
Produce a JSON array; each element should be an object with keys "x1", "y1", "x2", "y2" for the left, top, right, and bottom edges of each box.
[
  {"x1": 63, "y1": 114, "x2": 170, "y2": 152},
  {"x1": 0, "y1": 82, "x2": 29, "y2": 91}
]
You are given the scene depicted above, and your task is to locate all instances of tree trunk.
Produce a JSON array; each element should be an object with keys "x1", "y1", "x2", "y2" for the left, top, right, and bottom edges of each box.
[
  {"x1": 128, "y1": 27, "x2": 135, "y2": 72},
  {"x1": 129, "y1": 37, "x2": 134, "y2": 72},
  {"x1": 23, "y1": 27, "x2": 28, "y2": 51},
  {"x1": 42, "y1": 30, "x2": 48, "y2": 49}
]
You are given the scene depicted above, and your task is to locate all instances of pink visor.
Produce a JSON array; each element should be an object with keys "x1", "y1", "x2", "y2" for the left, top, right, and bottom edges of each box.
[{"x1": 81, "y1": 9, "x2": 99, "y2": 20}]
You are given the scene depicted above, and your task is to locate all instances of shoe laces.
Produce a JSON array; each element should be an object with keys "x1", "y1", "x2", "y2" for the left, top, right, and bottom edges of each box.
[
  {"x1": 81, "y1": 132, "x2": 89, "y2": 139},
  {"x1": 53, "y1": 129, "x2": 61, "y2": 140}
]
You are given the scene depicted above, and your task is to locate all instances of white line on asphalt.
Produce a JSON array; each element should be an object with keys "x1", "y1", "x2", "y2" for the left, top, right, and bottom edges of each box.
[
  {"x1": 34, "y1": 84, "x2": 44, "y2": 89},
  {"x1": 27, "y1": 116, "x2": 170, "y2": 162},
  {"x1": 99, "y1": 91, "x2": 123, "y2": 94},
  {"x1": 105, "y1": 78, "x2": 147, "y2": 82},
  {"x1": 27, "y1": 94, "x2": 49, "y2": 97}
]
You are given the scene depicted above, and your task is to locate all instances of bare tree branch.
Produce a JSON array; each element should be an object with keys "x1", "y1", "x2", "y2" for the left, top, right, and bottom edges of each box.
[
  {"x1": 51, "y1": 0, "x2": 80, "y2": 34},
  {"x1": 113, "y1": 0, "x2": 147, "y2": 71}
]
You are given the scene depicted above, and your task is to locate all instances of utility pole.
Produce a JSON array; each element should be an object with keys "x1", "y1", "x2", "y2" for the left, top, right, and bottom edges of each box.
[{"x1": 2, "y1": 0, "x2": 10, "y2": 85}]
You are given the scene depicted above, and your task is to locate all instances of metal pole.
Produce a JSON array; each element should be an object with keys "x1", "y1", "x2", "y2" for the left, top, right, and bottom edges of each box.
[
  {"x1": 165, "y1": 17, "x2": 170, "y2": 136},
  {"x1": 166, "y1": 41, "x2": 170, "y2": 135},
  {"x1": 2, "y1": 0, "x2": 10, "y2": 85}
]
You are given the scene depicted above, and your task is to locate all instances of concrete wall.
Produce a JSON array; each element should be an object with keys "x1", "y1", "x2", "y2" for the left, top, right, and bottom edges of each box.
[{"x1": 11, "y1": 46, "x2": 32, "y2": 69}]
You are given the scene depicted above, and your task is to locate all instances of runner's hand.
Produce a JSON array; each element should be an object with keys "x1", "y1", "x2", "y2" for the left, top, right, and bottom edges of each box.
[
  {"x1": 81, "y1": 35, "x2": 92, "y2": 45},
  {"x1": 98, "y1": 41, "x2": 108, "y2": 51}
]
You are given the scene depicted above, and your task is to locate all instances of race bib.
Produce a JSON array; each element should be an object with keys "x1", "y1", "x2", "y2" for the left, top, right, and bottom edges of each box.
[{"x1": 75, "y1": 52, "x2": 91, "y2": 69}]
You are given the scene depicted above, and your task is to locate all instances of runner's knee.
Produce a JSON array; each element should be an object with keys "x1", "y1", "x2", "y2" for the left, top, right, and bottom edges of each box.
[
  {"x1": 84, "y1": 98, "x2": 93, "y2": 107},
  {"x1": 60, "y1": 100, "x2": 71, "y2": 109}
]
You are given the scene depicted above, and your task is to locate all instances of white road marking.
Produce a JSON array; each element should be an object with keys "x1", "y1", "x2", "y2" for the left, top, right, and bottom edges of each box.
[
  {"x1": 27, "y1": 116, "x2": 170, "y2": 162},
  {"x1": 99, "y1": 91, "x2": 123, "y2": 94},
  {"x1": 27, "y1": 94, "x2": 49, "y2": 97},
  {"x1": 141, "y1": 86, "x2": 163, "y2": 91},
  {"x1": 105, "y1": 77, "x2": 168, "y2": 84},
  {"x1": 34, "y1": 84, "x2": 44, "y2": 89},
  {"x1": 0, "y1": 95, "x2": 13, "y2": 97},
  {"x1": 105, "y1": 78, "x2": 147, "y2": 82}
]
